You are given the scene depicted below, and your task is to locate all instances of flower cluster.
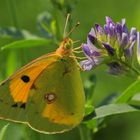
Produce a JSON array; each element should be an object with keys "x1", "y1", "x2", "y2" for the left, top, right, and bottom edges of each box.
[{"x1": 80, "y1": 16, "x2": 140, "y2": 74}]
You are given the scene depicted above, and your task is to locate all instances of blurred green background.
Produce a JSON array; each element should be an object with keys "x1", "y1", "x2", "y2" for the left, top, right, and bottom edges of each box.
[{"x1": 0, "y1": 0, "x2": 140, "y2": 140}]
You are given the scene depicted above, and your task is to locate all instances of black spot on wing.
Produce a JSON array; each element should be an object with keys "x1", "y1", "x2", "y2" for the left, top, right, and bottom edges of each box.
[
  {"x1": 21, "y1": 75, "x2": 30, "y2": 83},
  {"x1": 12, "y1": 103, "x2": 18, "y2": 108},
  {"x1": 20, "y1": 103, "x2": 26, "y2": 109}
]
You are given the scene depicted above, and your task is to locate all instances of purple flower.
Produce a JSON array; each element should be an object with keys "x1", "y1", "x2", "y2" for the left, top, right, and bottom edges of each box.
[
  {"x1": 120, "y1": 33, "x2": 128, "y2": 47},
  {"x1": 104, "y1": 16, "x2": 116, "y2": 37},
  {"x1": 130, "y1": 27, "x2": 137, "y2": 42},
  {"x1": 122, "y1": 19, "x2": 128, "y2": 34},
  {"x1": 102, "y1": 42, "x2": 115, "y2": 56},
  {"x1": 116, "y1": 23, "x2": 122, "y2": 42},
  {"x1": 80, "y1": 59, "x2": 96, "y2": 71},
  {"x1": 81, "y1": 16, "x2": 140, "y2": 73},
  {"x1": 95, "y1": 24, "x2": 105, "y2": 37},
  {"x1": 137, "y1": 32, "x2": 140, "y2": 62}
]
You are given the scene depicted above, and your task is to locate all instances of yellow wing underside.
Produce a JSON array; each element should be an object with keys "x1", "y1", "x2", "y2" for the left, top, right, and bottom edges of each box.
[
  {"x1": 9, "y1": 53, "x2": 59, "y2": 103},
  {"x1": 0, "y1": 51, "x2": 85, "y2": 133}
]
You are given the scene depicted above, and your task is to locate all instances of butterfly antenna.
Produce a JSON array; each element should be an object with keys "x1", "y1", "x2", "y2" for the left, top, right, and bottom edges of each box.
[
  {"x1": 73, "y1": 40, "x2": 81, "y2": 44},
  {"x1": 63, "y1": 13, "x2": 71, "y2": 38},
  {"x1": 66, "y1": 21, "x2": 80, "y2": 38}
]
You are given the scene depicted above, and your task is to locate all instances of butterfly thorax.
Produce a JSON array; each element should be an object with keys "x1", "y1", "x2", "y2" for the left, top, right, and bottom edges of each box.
[{"x1": 55, "y1": 38, "x2": 74, "y2": 57}]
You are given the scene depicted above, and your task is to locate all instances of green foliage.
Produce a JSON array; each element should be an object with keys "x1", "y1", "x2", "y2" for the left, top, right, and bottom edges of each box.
[
  {"x1": 0, "y1": 124, "x2": 9, "y2": 140},
  {"x1": 116, "y1": 79, "x2": 140, "y2": 103},
  {"x1": 1, "y1": 38, "x2": 52, "y2": 50}
]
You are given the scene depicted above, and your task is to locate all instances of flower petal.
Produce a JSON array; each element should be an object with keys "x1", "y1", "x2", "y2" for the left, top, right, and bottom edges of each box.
[
  {"x1": 116, "y1": 23, "x2": 122, "y2": 42},
  {"x1": 80, "y1": 59, "x2": 95, "y2": 71},
  {"x1": 109, "y1": 23, "x2": 116, "y2": 36},
  {"x1": 130, "y1": 27, "x2": 137, "y2": 42},
  {"x1": 95, "y1": 24, "x2": 104, "y2": 36},
  {"x1": 88, "y1": 34, "x2": 97, "y2": 44},
  {"x1": 80, "y1": 57, "x2": 103, "y2": 71},
  {"x1": 137, "y1": 32, "x2": 140, "y2": 63},
  {"x1": 122, "y1": 19, "x2": 128, "y2": 34},
  {"x1": 121, "y1": 33, "x2": 128, "y2": 46},
  {"x1": 129, "y1": 40, "x2": 135, "y2": 56},
  {"x1": 87, "y1": 37, "x2": 100, "y2": 52},
  {"x1": 104, "y1": 17, "x2": 116, "y2": 37},
  {"x1": 82, "y1": 44, "x2": 92, "y2": 56},
  {"x1": 106, "y1": 16, "x2": 114, "y2": 25},
  {"x1": 92, "y1": 51, "x2": 101, "y2": 56},
  {"x1": 125, "y1": 40, "x2": 136, "y2": 57},
  {"x1": 89, "y1": 28, "x2": 96, "y2": 37},
  {"x1": 87, "y1": 28, "x2": 98, "y2": 45},
  {"x1": 104, "y1": 24, "x2": 109, "y2": 34},
  {"x1": 102, "y1": 42, "x2": 115, "y2": 56}
]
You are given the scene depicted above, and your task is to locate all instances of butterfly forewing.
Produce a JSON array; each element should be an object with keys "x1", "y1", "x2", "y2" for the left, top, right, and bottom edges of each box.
[{"x1": 0, "y1": 54, "x2": 59, "y2": 124}]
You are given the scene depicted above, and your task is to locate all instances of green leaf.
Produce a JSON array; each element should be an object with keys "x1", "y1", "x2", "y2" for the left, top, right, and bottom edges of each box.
[
  {"x1": 84, "y1": 104, "x2": 140, "y2": 131},
  {"x1": 115, "y1": 79, "x2": 140, "y2": 103},
  {"x1": 128, "y1": 93, "x2": 140, "y2": 106},
  {"x1": 0, "y1": 124, "x2": 9, "y2": 140},
  {"x1": 131, "y1": 93, "x2": 140, "y2": 102},
  {"x1": 6, "y1": 51, "x2": 17, "y2": 76},
  {"x1": 1, "y1": 38, "x2": 52, "y2": 50},
  {"x1": 93, "y1": 104, "x2": 139, "y2": 120},
  {"x1": 0, "y1": 36, "x2": 16, "y2": 48}
]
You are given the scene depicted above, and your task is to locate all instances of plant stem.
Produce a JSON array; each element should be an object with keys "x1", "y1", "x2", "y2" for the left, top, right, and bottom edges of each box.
[
  {"x1": 78, "y1": 125, "x2": 93, "y2": 140},
  {"x1": 119, "y1": 59, "x2": 140, "y2": 75},
  {"x1": 78, "y1": 126, "x2": 85, "y2": 140}
]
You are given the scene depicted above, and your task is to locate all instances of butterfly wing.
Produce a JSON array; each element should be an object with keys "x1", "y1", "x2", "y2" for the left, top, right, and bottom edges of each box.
[
  {"x1": 0, "y1": 54, "x2": 85, "y2": 133},
  {"x1": 0, "y1": 53, "x2": 60, "y2": 123}
]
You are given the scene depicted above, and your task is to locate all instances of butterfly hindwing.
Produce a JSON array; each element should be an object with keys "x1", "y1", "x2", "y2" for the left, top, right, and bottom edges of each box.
[{"x1": 26, "y1": 57, "x2": 85, "y2": 133}]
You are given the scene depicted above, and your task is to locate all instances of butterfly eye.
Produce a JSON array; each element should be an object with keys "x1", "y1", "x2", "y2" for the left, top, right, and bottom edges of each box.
[{"x1": 44, "y1": 93, "x2": 56, "y2": 104}]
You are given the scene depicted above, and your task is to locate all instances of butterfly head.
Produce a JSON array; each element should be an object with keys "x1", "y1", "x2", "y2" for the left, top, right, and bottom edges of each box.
[
  {"x1": 63, "y1": 37, "x2": 73, "y2": 50},
  {"x1": 56, "y1": 14, "x2": 80, "y2": 57},
  {"x1": 63, "y1": 37, "x2": 74, "y2": 51},
  {"x1": 56, "y1": 37, "x2": 73, "y2": 56}
]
